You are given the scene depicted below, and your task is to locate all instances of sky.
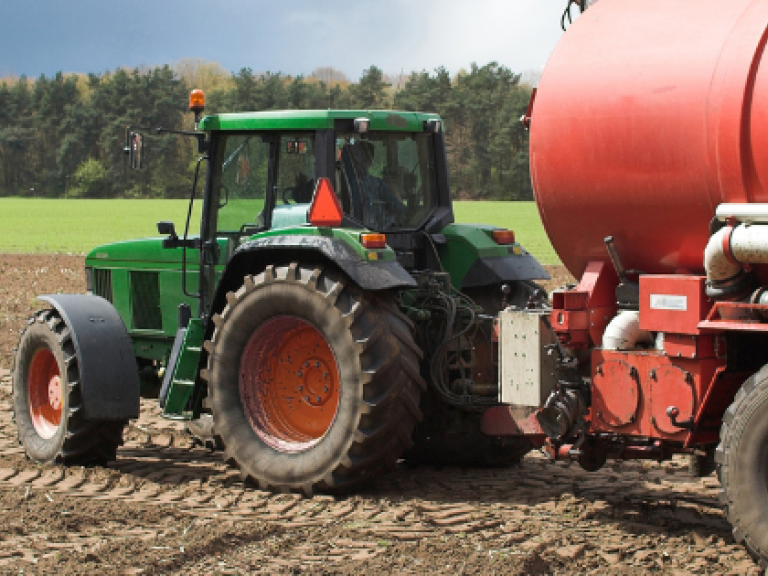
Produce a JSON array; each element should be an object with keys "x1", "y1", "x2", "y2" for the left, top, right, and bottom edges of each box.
[{"x1": 0, "y1": 0, "x2": 573, "y2": 81}]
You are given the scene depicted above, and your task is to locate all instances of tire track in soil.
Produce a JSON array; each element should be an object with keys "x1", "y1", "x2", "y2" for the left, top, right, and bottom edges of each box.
[{"x1": 0, "y1": 371, "x2": 761, "y2": 574}]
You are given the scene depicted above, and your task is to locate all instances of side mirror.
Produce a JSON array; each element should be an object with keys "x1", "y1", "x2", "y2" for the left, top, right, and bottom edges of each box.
[
  {"x1": 157, "y1": 221, "x2": 201, "y2": 250},
  {"x1": 126, "y1": 132, "x2": 144, "y2": 170},
  {"x1": 157, "y1": 221, "x2": 177, "y2": 237},
  {"x1": 157, "y1": 221, "x2": 179, "y2": 249}
]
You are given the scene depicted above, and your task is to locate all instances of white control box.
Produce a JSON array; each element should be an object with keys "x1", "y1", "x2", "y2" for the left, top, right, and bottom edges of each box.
[{"x1": 498, "y1": 309, "x2": 558, "y2": 408}]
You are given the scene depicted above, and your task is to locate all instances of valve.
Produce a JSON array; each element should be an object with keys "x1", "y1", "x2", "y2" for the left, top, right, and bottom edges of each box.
[{"x1": 666, "y1": 406, "x2": 694, "y2": 430}]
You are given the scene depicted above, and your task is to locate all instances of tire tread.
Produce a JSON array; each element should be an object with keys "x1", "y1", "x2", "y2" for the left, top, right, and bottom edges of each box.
[{"x1": 207, "y1": 263, "x2": 425, "y2": 494}]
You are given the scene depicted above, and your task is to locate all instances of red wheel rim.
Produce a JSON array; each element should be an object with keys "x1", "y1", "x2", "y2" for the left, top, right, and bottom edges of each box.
[
  {"x1": 27, "y1": 349, "x2": 63, "y2": 439},
  {"x1": 240, "y1": 316, "x2": 340, "y2": 453}
]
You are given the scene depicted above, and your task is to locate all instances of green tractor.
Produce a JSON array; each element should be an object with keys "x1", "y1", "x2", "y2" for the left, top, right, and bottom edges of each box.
[{"x1": 12, "y1": 92, "x2": 548, "y2": 494}]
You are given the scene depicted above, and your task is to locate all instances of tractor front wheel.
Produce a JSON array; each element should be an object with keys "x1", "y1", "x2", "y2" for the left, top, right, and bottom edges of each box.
[
  {"x1": 716, "y1": 365, "x2": 768, "y2": 569},
  {"x1": 205, "y1": 263, "x2": 425, "y2": 494},
  {"x1": 13, "y1": 310, "x2": 126, "y2": 465}
]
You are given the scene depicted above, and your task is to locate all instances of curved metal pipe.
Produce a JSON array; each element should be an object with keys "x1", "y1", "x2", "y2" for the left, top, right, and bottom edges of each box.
[
  {"x1": 703, "y1": 224, "x2": 768, "y2": 300},
  {"x1": 602, "y1": 311, "x2": 653, "y2": 351}
]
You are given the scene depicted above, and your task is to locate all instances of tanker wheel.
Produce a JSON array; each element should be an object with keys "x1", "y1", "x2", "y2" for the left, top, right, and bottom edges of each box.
[
  {"x1": 12, "y1": 310, "x2": 126, "y2": 465},
  {"x1": 716, "y1": 366, "x2": 768, "y2": 569},
  {"x1": 205, "y1": 262, "x2": 425, "y2": 495}
]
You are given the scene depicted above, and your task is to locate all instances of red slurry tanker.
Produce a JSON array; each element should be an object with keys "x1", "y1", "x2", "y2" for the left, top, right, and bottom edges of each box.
[{"x1": 486, "y1": 0, "x2": 768, "y2": 566}]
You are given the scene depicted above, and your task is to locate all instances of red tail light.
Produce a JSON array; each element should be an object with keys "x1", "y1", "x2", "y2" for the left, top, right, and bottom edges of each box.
[
  {"x1": 492, "y1": 229, "x2": 515, "y2": 245},
  {"x1": 360, "y1": 233, "x2": 386, "y2": 249},
  {"x1": 308, "y1": 178, "x2": 343, "y2": 227}
]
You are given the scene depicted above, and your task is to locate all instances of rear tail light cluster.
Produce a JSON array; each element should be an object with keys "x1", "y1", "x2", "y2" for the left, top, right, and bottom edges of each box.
[
  {"x1": 492, "y1": 229, "x2": 515, "y2": 245},
  {"x1": 360, "y1": 233, "x2": 386, "y2": 249}
]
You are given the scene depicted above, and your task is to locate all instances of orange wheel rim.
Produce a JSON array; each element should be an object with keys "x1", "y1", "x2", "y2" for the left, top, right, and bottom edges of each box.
[
  {"x1": 27, "y1": 349, "x2": 63, "y2": 439},
  {"x1": 240, "y1": 316, "x2": 340, "y2": 453}
]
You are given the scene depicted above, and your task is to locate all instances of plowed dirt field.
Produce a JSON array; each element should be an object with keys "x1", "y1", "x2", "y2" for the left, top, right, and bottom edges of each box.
[{"x1": 0, "y1": 254, "x2": 762, "y2": 574}]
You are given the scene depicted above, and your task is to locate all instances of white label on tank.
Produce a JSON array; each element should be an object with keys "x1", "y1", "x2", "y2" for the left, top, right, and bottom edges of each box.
[{"x1": 650, "y1": 294, "x2": 687, "y2": 311}]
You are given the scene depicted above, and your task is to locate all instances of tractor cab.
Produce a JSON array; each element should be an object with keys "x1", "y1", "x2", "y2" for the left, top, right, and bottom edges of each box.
[{"x1": 206, "y1": 111, "x2": 450, "y2": 244}]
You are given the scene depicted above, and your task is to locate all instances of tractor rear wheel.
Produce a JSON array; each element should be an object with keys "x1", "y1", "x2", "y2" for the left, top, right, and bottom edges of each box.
[
  {"x1": 13, "y1": 310, "x2": 126, "y2": 465},
  {"x1": 716, "y1": 365, "x2": 768, "y2": 569},
  {"x1": 205, "y1": 263, "x2": 425, "y2": 494}
]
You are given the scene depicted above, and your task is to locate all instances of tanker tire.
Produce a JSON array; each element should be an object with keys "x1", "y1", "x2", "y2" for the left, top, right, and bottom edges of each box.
[
  {"x1": 205, "y1": 263, "x2": 425, "y2": 495},
  {"x1": 716, "y1": 366, "x2": 768, "y2": 569},
  {"x1": 12, "y1": 309, "x2": 126, "y2": 465}
]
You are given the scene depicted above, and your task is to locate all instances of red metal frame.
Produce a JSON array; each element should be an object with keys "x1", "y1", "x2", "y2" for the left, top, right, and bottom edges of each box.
[
  {"x1": 699, "y1": 301, "x2": 768, "y2": 332},
  {"x1": 639, "y1": 275, "x2": 711, "y2": 335},
  {"x1": 590, "y1": 350, "x2": 724, "y2": 441},
  {"x1": 550, "y1": 261, "x2": 617, "y2": 348}
]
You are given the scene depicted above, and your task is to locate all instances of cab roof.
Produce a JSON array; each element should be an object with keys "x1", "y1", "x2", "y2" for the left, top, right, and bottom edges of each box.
[{"x1": 198, "y1": 109, "x2": 441, "y2": 132}]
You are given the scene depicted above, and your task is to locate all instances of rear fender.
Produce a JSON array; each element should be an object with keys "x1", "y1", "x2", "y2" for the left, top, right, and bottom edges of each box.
[
  {"x1": 207, "y1": 235, "x2": 415, "y2": 327},
  {"x1": 38, "y1": 294, "x2": 140, "y2": 420},
  {"x1": 439, "y1": 223, "x2": 550, "y2": 289}
]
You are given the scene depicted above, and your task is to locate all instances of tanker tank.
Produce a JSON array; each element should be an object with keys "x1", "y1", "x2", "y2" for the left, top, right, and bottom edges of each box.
[{"x1": 531, "y1": 0, "x2": 768, "y2": 278}]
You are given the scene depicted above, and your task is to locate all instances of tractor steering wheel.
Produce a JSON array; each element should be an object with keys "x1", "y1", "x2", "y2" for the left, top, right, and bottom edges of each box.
[{"x1": 282, "y1": 187, "x2": 296, "y2": 205}]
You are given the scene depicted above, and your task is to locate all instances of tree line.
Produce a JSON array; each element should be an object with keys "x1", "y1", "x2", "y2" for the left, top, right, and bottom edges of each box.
[{"x1": 0, "y1": 60, "x2": 533, "y2": 201}]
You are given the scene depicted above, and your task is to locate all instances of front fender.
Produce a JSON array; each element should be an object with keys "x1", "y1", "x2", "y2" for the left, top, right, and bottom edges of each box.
[{"x1": 38, "y1": 294, "x2": 140, "y2": 420}]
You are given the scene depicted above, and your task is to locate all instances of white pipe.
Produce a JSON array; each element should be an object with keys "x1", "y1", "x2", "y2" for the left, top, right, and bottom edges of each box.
[
  {"x1": 729, "y1": 225, "x2": 768, "y2": 264},
  {"x1": 602, "y1": 311, "x2": 653, "y2": 351},
  {"x1": 716, "y1": 203, "x2": 768, "y2": 224},
  {"x1": 704, "y1": 226, "x2": 742, "y2": 284},
  {"x1": 704, "y1": 224, "x2": 768, "y2": 285}
]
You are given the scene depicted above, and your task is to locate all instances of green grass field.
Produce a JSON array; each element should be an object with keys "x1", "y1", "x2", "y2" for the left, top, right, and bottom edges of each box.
[{"x1": 0, "y1": 198, "x2": 560, "y2": 264}]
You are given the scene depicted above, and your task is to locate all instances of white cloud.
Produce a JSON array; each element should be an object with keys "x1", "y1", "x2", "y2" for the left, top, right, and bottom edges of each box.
[{"x1": 274, "y1": 0, "x2": 566, "y2": 80}]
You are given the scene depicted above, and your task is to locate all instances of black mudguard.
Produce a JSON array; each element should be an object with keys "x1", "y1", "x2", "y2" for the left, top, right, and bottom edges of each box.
[
  {"x1": 38, "y1": 294, "x2": 140, "y2": 420},
  {"x1": 461, "y1": 251, "x2": 550, "y2": 288},
  {"x1": 232, "y1": 235, "x2": 417, "y2": 290}
]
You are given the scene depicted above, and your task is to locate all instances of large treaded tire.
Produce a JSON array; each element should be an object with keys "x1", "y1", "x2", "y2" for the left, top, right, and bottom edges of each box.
[
  {"x1": 204, "y1": 263, "x2": 425, "y2": 495},
  {"x1": 716, "y1": 366, "x2": 768, "y2": 569},
  {"x1": 12, "y1": 310, "x2": 126, "y2": 465}
]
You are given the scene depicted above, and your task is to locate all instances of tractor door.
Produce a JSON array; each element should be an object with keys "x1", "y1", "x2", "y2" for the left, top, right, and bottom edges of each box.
[
  {"x1": 199, "y1": 131, "x2": 321, "y2": 317},
  {"x1": 200, "y1": 133, "x2": 275, "y2": 317}
]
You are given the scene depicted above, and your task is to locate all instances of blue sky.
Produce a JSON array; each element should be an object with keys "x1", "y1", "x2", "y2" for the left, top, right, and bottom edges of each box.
[{"x1": 1, "y1": 1, "x2": 571, "y2": 80}]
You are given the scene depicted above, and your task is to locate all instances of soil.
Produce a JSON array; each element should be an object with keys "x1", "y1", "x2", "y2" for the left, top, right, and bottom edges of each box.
[{"x1": 0, "y1": 254, "x2": 762, "y2": 574}]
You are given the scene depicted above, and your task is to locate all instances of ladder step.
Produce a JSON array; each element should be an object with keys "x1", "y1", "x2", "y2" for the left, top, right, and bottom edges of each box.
[{"x1": 172, "y1": 379, "x2": 195, "y2": 387}]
